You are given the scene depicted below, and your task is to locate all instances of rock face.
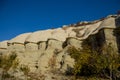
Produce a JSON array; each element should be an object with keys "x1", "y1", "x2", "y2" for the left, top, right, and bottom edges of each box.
[
  {"x1": 0, "y1": 15, "x2": 120, "y2": 76},
  {"x1": 0, "y1": 40, "x2": 8, "y2": 53}
]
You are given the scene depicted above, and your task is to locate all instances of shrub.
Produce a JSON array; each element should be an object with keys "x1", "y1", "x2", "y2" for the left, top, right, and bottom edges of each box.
[
  {"x1": 68, "y1": 45, "x2": 120, "y2": 80},
  {"x1": 68, "y1": 46, "x2": 94, "y2": 76},
  {"x1": 0, "y1": 52, "x2": 19, "y2": 79},
  {"x1": 19, "y1": 64, "x2": 30, "y2": 80},
  {"x1": 20, "y1": 65, "x2": 30, "y2": 76}
]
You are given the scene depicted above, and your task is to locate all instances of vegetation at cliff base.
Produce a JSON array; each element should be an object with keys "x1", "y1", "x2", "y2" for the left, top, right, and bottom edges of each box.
[
  {"x1": 0, "y1": 52, "x2": 19, "y2": 80},
  {"x1": 68, "y1": 45, "x2": 120, "y2": 80}
]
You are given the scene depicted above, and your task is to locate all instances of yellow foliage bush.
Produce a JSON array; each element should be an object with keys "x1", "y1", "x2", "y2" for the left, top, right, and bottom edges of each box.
[{"x1": 68, "y1": 46, "x2": 120, "y2": 80}]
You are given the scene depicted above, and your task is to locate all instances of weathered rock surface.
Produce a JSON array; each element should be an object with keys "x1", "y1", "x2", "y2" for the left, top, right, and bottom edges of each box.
[{"x1": 0, "y1": 15, "x2": 120, "y2": 79}]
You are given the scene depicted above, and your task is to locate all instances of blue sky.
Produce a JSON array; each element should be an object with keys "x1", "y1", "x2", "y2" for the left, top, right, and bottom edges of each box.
[{"x1": 0, "y1": 0, "x2": 120, "y2": 41}]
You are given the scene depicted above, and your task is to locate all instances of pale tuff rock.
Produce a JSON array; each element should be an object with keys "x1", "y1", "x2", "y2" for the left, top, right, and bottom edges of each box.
[
  {"x1": 0, "y1": 40, "x2": 8, "y2": 49},
  {"x1": 0, "y1": 15, "x2": 119, "y2": 77},
  {"x1": 66, "y1": 38, "x2": 82, "y2": 48},
  {"x1": 65, "y1": 27, "x2": 76, "y2": 37},
  {"x1": 76, "y1": 21, "x2": 102, "y2": 39},
  {"x1": 37, "y1": 49, "x2": 55, "y2": 73},
  {"x1": 0, "y1": 40, "x2": 8, "y2": 53},
  {"x1": 46, "y1": 39, "x2": 63, "y2": 50},
  {"x1": 8, "y1": 33, "x2": 32, "y2": 44},
  {"x1": 7, "y1": 43, "x2": 25, "y2": 52},
  {"x1": 25, "y1": 43, "x2": 38, "y2": 51},
  {"x1": 26, "y1": 29, "x2": 53, "y2": 43},
  {"x1": 38, "y1": 42, "x2": 46, "y2": 50},
  {"x1": 6, "y1": 33, "x2": 31, "y2": 52},
  {"x1": 16, "y1": 50, "x2": 41, "y2": 72},
  {"x1": 2, "y1": 16, "x2": 117, "y2": 46},
  {"x1": 1, "y1": 16, "x2": 116, "y2": 49},
  {"x1": 102, "y1": 29, "x2": 118, "y2": 53},
  {"x1": 100, "y1": 17, "x2": 116, "y2": 29},
  {"x1": 61, "y1": 54, "x2": 74, "y2": 73},
  {"x1": 50, "y1": 28, "x2": 68, "y2": 41}
]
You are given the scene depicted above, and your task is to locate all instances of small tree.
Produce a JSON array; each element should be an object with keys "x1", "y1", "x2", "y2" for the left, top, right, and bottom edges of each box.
[
  {"x1": 68, "y1": 44, "x2": 120, "y2": 80},
  {"x1": 68, "y1": 46, "x2": 93, "y2": 78}
]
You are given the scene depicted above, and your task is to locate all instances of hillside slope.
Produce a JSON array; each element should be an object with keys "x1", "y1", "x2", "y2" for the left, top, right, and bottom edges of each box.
[{"x1": 0, "y1": 14, "x2": 120, "y2": 80}]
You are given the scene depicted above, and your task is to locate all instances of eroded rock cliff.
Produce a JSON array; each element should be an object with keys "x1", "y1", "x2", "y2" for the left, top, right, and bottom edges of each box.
[{"x1": 0, "y1": 15, "x2": 120, "y2": 80}]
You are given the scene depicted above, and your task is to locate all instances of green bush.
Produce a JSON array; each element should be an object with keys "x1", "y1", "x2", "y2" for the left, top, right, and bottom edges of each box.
[
  {"x1": 68, "y1": 46, "x2": 95, "y2": 76},
  {"x1": 68, "y1": 46, "x2": 120, "y2": 80}
]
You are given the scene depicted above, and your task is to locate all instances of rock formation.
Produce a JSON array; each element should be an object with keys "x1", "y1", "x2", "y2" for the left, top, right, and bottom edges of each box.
[{"x1": 0, "y1": 14, "x2": 120, "y2": 79}]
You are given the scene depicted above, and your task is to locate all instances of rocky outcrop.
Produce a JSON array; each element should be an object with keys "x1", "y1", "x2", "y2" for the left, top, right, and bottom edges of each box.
[
  {"x1": 0, "y1": 40, "x2": 8, "y2": 53},
  {"x1": 0, "y1": 40, "x2": 8, "y2": 49},
  {"x1": 7, "y1": 33, "x2": 32, "y2": 52},
  {"x1": 25, "y1": 43, "x2": 38, "y2": 51},
  {"x1": 0, "y1": 15, "x2": 120, "y2": 77},
  {"x1": 38, "y1": 42, "x2": 46, "y2": 50},
  {"x1": 0, "y1": 15, "x2": 117, "y2": 51}
]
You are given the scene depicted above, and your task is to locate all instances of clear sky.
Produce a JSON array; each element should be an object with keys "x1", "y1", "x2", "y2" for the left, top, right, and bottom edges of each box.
[{"x1": 0, "y1": 0, "x2": 120, "y2": 41}]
